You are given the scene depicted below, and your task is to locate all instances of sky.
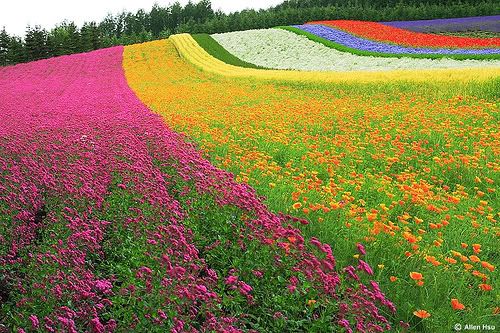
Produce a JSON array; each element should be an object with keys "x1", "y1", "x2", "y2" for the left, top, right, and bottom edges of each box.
[{"x1": 0, "y1": 0, "x2": 284, "y2": 36}]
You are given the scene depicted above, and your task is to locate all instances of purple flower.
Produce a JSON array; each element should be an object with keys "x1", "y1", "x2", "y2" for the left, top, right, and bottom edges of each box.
[
  {"x1": 294, "y1": 24, "x2": 500, "y2": 55},
  {"x1": 382, "y1": 15, "x2": 500, "y2": 33}
]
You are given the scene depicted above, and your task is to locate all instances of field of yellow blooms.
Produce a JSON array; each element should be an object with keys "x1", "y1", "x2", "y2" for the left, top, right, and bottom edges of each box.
[{"x1": 124, "y1": 39, "x2": 498, "y2": 332}]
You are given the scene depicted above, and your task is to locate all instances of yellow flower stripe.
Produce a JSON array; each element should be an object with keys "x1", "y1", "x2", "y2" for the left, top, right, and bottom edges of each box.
[{"x1": 170, "y1": 33, "x2": 500, "y2": 83}]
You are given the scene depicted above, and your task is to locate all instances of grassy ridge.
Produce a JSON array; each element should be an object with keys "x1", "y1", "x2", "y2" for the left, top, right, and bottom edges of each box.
[
  {"x1": 278, "y1": 26, "x2": 500, "y2": 61},
  {"x1": 192, "y1": 34, "x2": 267, "y2": 69}
]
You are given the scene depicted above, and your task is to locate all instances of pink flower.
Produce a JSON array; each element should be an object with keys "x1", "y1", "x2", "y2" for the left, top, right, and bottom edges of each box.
[
  {"x1": 252, "y1": 270, "x2": 263, "y2": 278},
  {"x1": 29, "y1": 315, "x2": 39, "y2": 328},
  {"x1": 94, "y1": 280, "x2": 113, "y2": 294},
  {"x1": 225, "y1": 275, "x2": 238, "y2": 285},
  {"x1": 239, "y1": 282, "x2": 253, "y2": 294},
  {"x1": 90, "y1": 317, "x2": 105, "y2": 333},
  {"x1": 358, "y1": 260, "x2": 374, "y2": 275},
  {"x1": 356, "y1": 243, "x2": 366, "y2": 255}
]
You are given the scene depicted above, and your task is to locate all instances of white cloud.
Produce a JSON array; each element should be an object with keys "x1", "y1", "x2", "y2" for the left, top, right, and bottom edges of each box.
[{"x1": 0, "y1": 0, "x2": 284, "y2": 36}]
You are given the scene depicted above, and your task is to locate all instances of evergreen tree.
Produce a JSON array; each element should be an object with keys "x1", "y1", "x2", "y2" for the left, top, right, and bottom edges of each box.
[
  {"x1": 6, "y1": 36, "x2": 26, "y2": 65},
  {"x1": 25, "y1": 26, "x2": 49, "y2": 61},
  {"x1": 0, "y1": 27, "x2": 10, "y2": 66}
]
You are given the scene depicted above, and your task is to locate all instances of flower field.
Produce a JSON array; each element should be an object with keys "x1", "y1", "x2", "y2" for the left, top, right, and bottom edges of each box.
[
  {"x1": 1, "y1": 15, "x2": 499, "y2": 333},
  {"x1": 310, "y1": 20, "x2": 500, "y2": 48},
  {"x1": 290, "y1": 24, "x2": 499, "y2": 58},
  {"x1": 212, "y1": 25, "x2": 500, "y2": 71},
  {"x1": 211, "y1": 29, "x2": 500, "y2": 72},
  {"x1": 172, "y1": 33, "x2": 500, "y2": 83},
  {"x1": 382, "y1": 16, "x2": 500, "y2": 33}
]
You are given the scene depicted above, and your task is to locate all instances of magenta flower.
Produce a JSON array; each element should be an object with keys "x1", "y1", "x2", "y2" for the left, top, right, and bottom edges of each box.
[
  {"x1": 358, "y1": 260, "x2": 374, "y2": 275},
  {"x1": 29, "y1": 315, "x2": 39, "y2": 328},
  {"x1": 356, "y1": 243, "x2": 366, "y2": 255},
  {"x1": 225, "y1": 275, "x2": 239, "y2": 285}
]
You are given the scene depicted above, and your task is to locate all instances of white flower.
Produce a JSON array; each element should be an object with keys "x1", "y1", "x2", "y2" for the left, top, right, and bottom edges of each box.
[{"x1": 212, "y1": 29, "x2": 500, "y2": 72}]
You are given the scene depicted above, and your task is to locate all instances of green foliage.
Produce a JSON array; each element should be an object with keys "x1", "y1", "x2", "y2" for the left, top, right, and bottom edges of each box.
[{"x1": 192, "y1": 34, "x2": 267, "y2": 69}]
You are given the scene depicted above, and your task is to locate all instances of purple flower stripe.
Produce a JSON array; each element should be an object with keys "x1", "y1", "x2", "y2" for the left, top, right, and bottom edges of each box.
[
  {"x1": 295, "y1": 24, "x2": 500, "y2": 55},
  {"x1": 382, "y1": 16, "x2": 500, "y2": 33}
]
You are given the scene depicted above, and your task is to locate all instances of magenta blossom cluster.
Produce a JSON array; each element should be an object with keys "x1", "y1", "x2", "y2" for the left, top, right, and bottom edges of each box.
[{"x1": 0, "y1": 47, "x2": 396, "y2": 332}]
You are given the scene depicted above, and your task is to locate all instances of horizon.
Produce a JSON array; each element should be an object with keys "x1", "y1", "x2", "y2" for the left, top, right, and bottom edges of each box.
[{"x1": 0, "y1": 0, "x2": 284, "y2": 37}]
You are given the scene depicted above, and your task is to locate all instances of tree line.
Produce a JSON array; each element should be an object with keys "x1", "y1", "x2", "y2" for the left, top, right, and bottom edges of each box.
[{"x1": 0, "y1": 0, "x2": 498, "y2": 66}]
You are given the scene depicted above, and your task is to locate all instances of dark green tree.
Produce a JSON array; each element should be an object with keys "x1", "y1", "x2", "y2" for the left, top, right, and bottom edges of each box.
[
  {"x1": 6, "y1": 36, "x2": 26, "y2": 64},
  {"x1": 25, "y1": 26, "x2": 49, "y2": 61},
  {"x1": 0, "y1": 27, "x2": 10, "y2": 66}
]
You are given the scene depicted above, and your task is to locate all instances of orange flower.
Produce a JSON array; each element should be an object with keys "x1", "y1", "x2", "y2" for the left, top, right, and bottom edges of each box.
[
  {"x1": 469, "y1": 255, "x2": 480, "y2": 263},
  {"x1": 445, "y1": 257, "x2": 457, "y2": 264},
  {"x1": 416, "y1": 280, "x2": 424, "y2": 287},
  {"x1": 410, "y1": 272, "x2": 423, "y2": 280},
  {"x1": 292, "y1": 202, "x2": 302, "y2": 210},
  {"x1": 307, "y1": 299, "x2": 317, "y2": 306},
  {"x1": 413, "y1": 310, "x2": 431, "y2": 319},
  {"x1": 403, "y1": 232, "x2": 418, "y2": 244},
  {"x1": 390, "y1": 276, "x2": 398, "y2": 282},
  {"x1": 451, "y1": 298, "x2": 465, "y2": 310},
  {"x1": 481, "y1": 261, "x2": 494, "y2": 272},
  {"x1": 479, "y1": 284, "x2": 492, "y2": 291}
]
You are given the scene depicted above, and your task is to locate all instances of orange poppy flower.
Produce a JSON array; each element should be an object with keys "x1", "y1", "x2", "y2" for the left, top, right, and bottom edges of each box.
[
  {"x1": 413, "y1": 310, "x2": 431, "y2": 319},
  {"x1": 469, "y1": 255, "x2": 480, "y2": 263},
  {"x1": 292, "y1": 202, "x2": 302, "y2": 210},
  {"x1": 445, "y1": 257, "x2": 457, "y2": 264},
  {"x1": 479, "y1": 284, "x2": 492, "y2": 291},
  {"x1": 307, "y1": 299, "x2": 317, "y2": 306},
  {"x1": 390, "y1": 276, "x2": 398, "y2": 282},
  {"x1": 481, "y1": 261, "x2": 494, "y2": 272},
  {"x1": 410, "y1": 272, "x2": 423, "y2": 280},
  {"x1": 451, "y1": 299, "x2": 465, "y2": 310}
]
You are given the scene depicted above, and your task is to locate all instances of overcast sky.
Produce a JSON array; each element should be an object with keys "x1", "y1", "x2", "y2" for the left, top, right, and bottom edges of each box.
[{"x1": 0, "y1": 0, "x2": 284, "y2": 36}]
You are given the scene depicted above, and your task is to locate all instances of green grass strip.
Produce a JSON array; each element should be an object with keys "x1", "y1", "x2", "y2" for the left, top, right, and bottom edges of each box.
[
  {"x1": 277, "y1": 26, "x2": 500, "y2": 61},
  {"x1": 191, "y1": 34, "x2": 268, "y2": 69}
]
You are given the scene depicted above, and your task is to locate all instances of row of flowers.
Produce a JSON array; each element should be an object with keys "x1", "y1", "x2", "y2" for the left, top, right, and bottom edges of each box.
[
  {"x1": 382, "y1": 15, "x2": 500, "y2": 33},
  {"x1": 293, "y1": 24, "x2": 499, "y2": 57},
  {"x1": 211, "y1": 29, "x2": 500, "y2": 72},
  {"x1": 129, "y1": 37, "x2": 499, "y2": 332},
  {"x1": 0, "y1": 41, "x2": 397, "y2": 331},
  {"x1": 309, "y1": 20, "x2": 500, "y2": 48}
]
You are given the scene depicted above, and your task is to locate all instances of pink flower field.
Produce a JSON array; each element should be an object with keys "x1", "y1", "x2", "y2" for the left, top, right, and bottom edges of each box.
[{"x1": 0, "y1": 47, "x2": 396, "y2": 332}]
